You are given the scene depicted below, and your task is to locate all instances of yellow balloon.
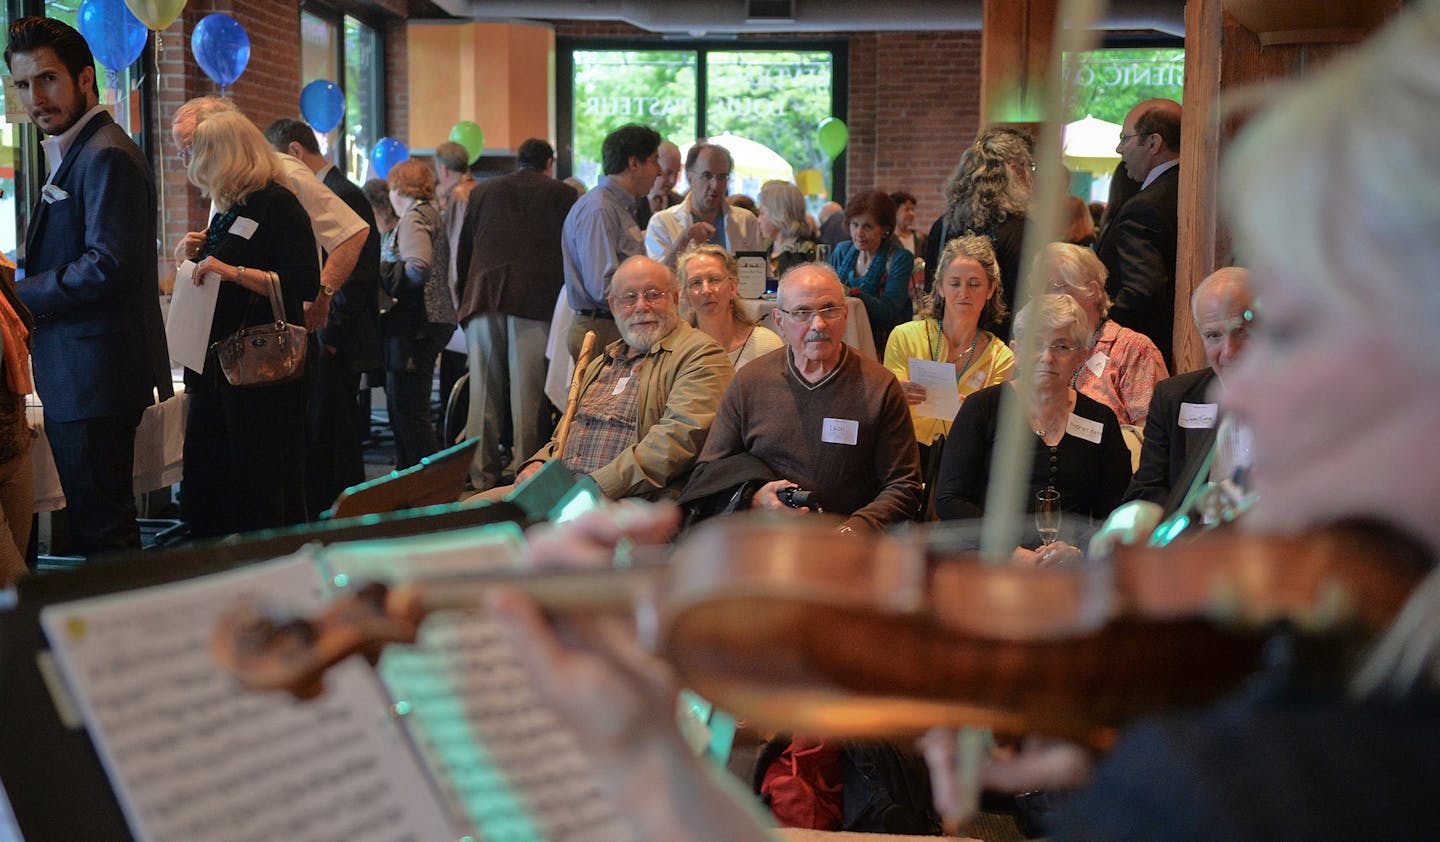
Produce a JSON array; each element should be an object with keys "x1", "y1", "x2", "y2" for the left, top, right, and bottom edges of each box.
[{"x1": 124, "y1": 0, "x2": 186, "y2": 31}]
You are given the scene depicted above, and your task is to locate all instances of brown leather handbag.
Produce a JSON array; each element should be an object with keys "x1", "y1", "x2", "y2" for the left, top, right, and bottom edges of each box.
[{"x1": 213, "y1": 271, "x2": 307, "y2": 387}]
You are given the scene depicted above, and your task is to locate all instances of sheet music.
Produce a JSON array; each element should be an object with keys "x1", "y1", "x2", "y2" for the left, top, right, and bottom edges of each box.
[
  {"x1": 40, "y1": 551, "x2": 456, "y2": 842},
  {"x1": 322, "y1": 525, "x2": 627, "y2": 842}
]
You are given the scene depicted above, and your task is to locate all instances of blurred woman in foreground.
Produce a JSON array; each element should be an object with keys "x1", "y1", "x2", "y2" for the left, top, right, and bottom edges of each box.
[{"x1": 486, "y1": 4, "x2": 1440, "y2": 839}]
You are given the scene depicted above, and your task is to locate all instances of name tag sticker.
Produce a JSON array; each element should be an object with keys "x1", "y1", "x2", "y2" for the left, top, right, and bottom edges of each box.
[
  {"x1": 229, "y1": 217, "x2": 259, "y2": 240},
  {"x1": 822, "y1": 417, "x2": 859, "y2": 446},
  {"x1": 964, "y1": 367, "x2": 989, "y2": 391},
  {"x1": 611, "y1": 376, "x2": 631, "y2": 396},
  {"x1": 1084, "y1": 351, "x2": 1108, "y2": 377},
  {"x1": 1179, "y1": 402, "x2": 1218, "y2": 429},
  {"x1": 1065, "y1": 413, "x2": 1104, "y2": 444}
]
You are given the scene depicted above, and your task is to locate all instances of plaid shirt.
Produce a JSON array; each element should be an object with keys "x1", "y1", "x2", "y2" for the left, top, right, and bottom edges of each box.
[{"x1": 561, "y1": 344, "x2": 648, "y2": 475}]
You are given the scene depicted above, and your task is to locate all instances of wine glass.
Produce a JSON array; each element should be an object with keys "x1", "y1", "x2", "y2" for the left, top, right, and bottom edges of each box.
[{"x1": 1035, "y1": 487, "x2": 1061, "y2": 546}]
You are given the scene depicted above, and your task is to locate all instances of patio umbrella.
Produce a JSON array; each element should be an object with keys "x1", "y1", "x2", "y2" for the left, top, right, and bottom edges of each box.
[{"x1": 1063, "y1": 115, "x2": 1123, "y2": 176}]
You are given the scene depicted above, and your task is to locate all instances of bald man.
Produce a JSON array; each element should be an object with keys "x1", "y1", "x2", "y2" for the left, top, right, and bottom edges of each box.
[
  {"x1": 633, "y1": 140, "x2": 682, "y2": 229},
  {"x1": 1097, "y1": 98, "x2": 1182, "y2": 366},
  {"x1": 1123, "y1": 266, "x2": 1253, "y2": 511},
  {"x1": 692, "y1": 263, "x2": 922, "y2": 531}
]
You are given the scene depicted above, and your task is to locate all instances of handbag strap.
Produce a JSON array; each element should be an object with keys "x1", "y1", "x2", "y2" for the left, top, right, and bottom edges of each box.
[{"x1": 265, "y1": 271, "x2": 287, "y2": 325}]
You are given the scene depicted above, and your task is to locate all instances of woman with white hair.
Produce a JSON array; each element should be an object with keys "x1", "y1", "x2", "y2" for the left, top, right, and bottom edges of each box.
[
  {"x1": 933, "y1": 294, "x2": 1132, "y2": 526},
  {"x1": 1039, "y1": 242, "x2": 1168, "y2": 426},
  {"x1": 185, "y1": 111, "x2": 319, "y2": 536},
  {"x1": 678, "y1": 245, "x2": 782, "y2": 369}
]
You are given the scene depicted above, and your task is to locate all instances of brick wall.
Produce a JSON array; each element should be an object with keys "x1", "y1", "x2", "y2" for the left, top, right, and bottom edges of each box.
[{"x1": 548, "y1": 19, "x2": 983, "y2": 226}]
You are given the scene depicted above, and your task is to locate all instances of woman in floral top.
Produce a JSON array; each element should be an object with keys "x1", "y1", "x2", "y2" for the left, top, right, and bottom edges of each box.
[{"x1": 1038, "y1": 242, "x2": 1167, "y2": 427}]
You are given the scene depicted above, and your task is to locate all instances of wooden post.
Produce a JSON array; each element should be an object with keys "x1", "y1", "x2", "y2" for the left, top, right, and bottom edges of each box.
[
  {"x1": 980, "y1": 0, "x2": 1058, "y2": 128},
  {"x1": 1174, "y1": 0, "x2": 1401, "y2": 373}
]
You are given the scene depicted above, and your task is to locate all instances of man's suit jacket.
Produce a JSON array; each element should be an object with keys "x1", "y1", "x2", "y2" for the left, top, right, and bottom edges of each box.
[
  {"x1": 20, "y1": 110, "x2": 171, "y2": 423},
  {"x1": 1123, "y1": 368, "x2": 1219, "y2": 512},
  {"x1": 320, "y1": 167, "x2": 382, "y2": 374},
  {"x1": 454, "y1": 168, "x2": 579, "y2": 324},
  {"x1": 1096, "y1": 165, "x2": 1179, "y2": 363}
]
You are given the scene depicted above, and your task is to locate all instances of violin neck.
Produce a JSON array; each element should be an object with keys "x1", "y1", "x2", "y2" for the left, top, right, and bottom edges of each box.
[{"x1": 414, "y1": 562, "x2": 665, "y2": 616}]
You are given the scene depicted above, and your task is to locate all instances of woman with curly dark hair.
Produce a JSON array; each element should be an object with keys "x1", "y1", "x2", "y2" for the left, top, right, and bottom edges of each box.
[{"x1": 921, "y1": 127, "x2": 1034, "y2": 339}]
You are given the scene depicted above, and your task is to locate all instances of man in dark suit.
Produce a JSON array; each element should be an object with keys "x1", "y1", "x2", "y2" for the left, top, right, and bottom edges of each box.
[
  {"x1": 1096, "y1": 99, "x2": 1181, "y2": 366},
  {"x1": 1124, "y1": 267, "x2": 1253, "y2": 512},
  {"x1": 264, "y1": 118, "x2": 381, "y2": 516},
  {"x1": 455, "y1": 138, "x2": 578, "y2": 491},
  {"x1": 6, "y1": 17, "x2": 171, "y2": 556}
]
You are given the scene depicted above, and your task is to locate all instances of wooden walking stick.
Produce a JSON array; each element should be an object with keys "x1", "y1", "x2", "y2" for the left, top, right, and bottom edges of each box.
[{"x1": 553, "y1": 330, "x2": 597, "y2": 459}]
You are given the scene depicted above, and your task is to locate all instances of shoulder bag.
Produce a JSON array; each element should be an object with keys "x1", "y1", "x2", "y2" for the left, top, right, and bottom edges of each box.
[{"x1": 213, "y1": 271, "x2": 308, "y2": 387}]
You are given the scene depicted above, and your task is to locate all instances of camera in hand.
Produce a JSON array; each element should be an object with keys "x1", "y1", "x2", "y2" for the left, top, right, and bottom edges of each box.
[{"x1": 776, "y1": 485, "x2": 820, "y2": 511}]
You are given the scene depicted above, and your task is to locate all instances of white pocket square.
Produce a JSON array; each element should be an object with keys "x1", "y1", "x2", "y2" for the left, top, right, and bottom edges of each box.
[{"x1": 41, "y1": 184, "x2": 69, "y2": 204}]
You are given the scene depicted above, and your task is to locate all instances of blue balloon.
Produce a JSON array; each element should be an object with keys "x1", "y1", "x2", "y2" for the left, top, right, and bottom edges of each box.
[
  {"x1": 78, "y1": 0, "x2": 147, "y2": 71},
  {"x1": 371, "y1": 137, "x2": 409, "y2": 180},
  {"x1": 301, "y1": 80, "x2": 345, "y2": 134},
  {"x1": 191, "y1": 13, "x2": 250, "y2": 89}
]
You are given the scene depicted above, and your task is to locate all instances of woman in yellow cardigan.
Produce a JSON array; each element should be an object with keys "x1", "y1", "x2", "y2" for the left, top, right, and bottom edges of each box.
[{"x1": 884, "y1": 235, "x2": 1014, "y2": 448}]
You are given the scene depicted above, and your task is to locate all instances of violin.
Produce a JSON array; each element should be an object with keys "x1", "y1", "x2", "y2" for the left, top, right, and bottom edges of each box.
[{"x1": 212, "y1": 513, "x2": 1428, "y2": 746}]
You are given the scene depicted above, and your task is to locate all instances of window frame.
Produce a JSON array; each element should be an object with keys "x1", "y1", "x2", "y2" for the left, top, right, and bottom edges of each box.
[
  {"x1": 300, "y1": 0, "x2": 386, "y2": 182},
  {"x1": 557, "y1": 36, "x2": 849, "y2": 202}
]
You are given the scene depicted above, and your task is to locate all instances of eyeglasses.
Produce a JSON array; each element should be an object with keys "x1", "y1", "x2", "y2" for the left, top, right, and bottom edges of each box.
[
  {"x1": 1035, "y1": 341, "x2": 1081, "y2": 355},
  {"x1": 612, "y1": 288, "x2": 670, "y2": 310},
  {"x1": 685, "y1": 275, "x2": 732, "y2": 291},
  {"x1": 1118, "y1": 131, "x2": 1155, "y2": 145},
  {"x1": 779, "y1": 305, "x2": 846, "y2": 323}
]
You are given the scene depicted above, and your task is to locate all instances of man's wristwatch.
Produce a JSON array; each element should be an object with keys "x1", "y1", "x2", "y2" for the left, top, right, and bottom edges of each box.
[{"x1": 319, "y1": 283, "x2": 336, "y2": 298}]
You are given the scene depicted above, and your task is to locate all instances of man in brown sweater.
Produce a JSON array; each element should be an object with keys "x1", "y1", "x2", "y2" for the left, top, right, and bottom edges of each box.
[{"x1": 697, "y1": 264, "x2": 922, "y2": 531}]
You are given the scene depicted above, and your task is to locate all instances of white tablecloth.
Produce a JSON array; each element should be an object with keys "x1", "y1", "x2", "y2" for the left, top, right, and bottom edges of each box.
[
  {"x1": 737, "y1": 295, "x2": 877, "y2": 360},
  {"x1": 27, "y1": 388, "x2": 188, "y2": 513}
]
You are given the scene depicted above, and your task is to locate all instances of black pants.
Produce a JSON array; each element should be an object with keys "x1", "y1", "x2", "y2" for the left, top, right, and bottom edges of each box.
[
  {"x1": 382, "y1": 306, "x2": 448, "y2": 470},
  {"x1": 44, "y1": 409, "x2": 143, "y2": 557},
  {"x1": 436, "y1": 348, "x2": 468, "y2": 438},
  {"x1": 305, "y1": 339, "x2": 366, "y2": 517},
  {"x1": 182, "y1": 364, "x2": 308, "y2": 539}
]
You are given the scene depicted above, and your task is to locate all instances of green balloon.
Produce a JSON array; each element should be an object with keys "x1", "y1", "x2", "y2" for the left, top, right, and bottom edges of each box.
[
  {"x1": 817, "y1": 117, "x2": 849, "y2": 159},
  {"x1": 449, "y1": 121, "x2": 485, "y2": 164}
]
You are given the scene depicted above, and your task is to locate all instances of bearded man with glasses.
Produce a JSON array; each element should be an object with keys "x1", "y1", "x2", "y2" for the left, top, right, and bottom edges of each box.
[
  {"x1": 498, "y1": 255, "x2": 732, "y2": 501},
  {"x1": 692, "y1": 263, "x2": 922, "y2": 532}
]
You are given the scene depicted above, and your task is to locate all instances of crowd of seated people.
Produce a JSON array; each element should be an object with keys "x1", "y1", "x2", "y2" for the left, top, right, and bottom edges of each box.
[{"x1": 487, "y1": 7, "x2": 1440, "y2": 839}]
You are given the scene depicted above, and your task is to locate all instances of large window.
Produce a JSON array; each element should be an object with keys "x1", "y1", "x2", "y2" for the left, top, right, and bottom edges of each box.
[
  {"x1": 300, "y1": 7, "x2": 382, "y2": 184},
  {"x1": 563, "y1": 41, "x2": 843, "y2": 206},
  {"x1": 1064, "y1": 47, "x2": 1184, "y2": 124},
  {"x1": 571, "y1": 50, "x2": 696, "y2": 187}
]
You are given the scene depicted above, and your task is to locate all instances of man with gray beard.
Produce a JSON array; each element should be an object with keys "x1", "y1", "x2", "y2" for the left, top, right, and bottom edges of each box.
[{"x1": 507, "y1": 256, "x2": 732, "y2": 500}]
